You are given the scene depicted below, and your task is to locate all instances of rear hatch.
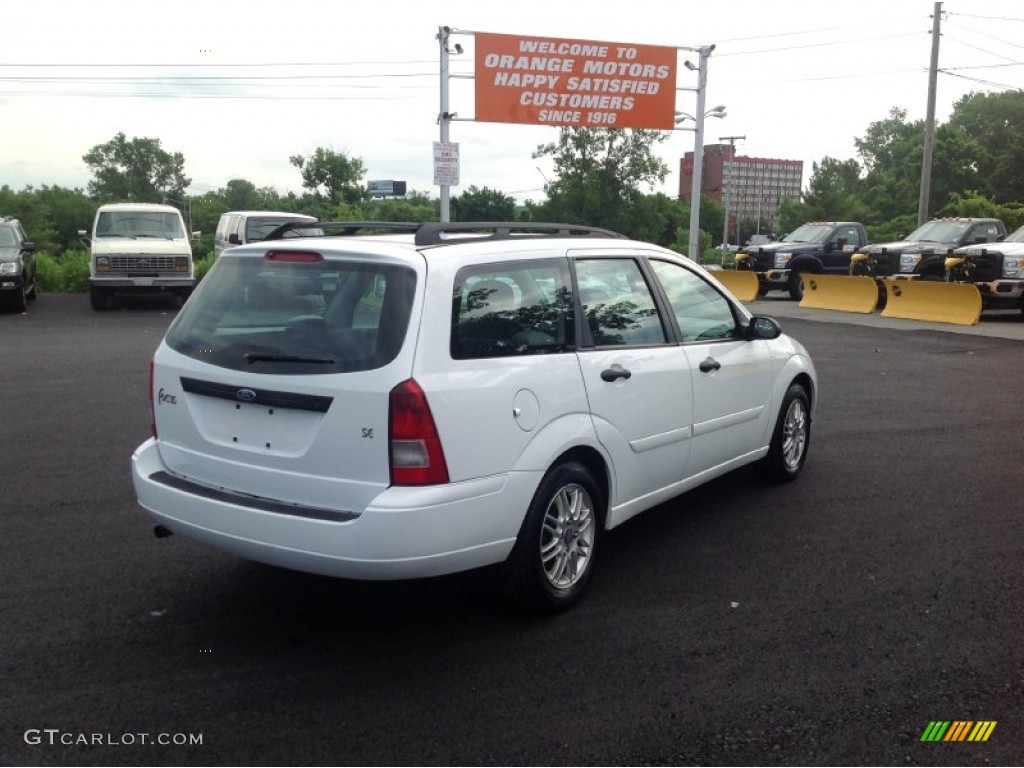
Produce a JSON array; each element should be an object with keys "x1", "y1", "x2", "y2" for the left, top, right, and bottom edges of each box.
[{"x1": 151, "y1": 244, "x2": 421, "y2": 513}]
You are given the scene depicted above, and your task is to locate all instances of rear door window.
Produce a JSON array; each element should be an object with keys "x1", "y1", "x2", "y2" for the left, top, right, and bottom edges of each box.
[
  {"x1": 451, "y1": 259, "x2": 573, "y2": 359},
  {"x1": 166, "y1": 254, "x2": 416, "y2": 374}
]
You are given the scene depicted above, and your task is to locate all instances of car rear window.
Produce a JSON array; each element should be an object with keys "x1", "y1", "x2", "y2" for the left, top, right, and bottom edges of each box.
[
  {"x1": 166, "y1": 255, "x2": 416, "y2": 374},
  {"x1": 245, "y1": 217, "x2": 322, "y2": 242}
]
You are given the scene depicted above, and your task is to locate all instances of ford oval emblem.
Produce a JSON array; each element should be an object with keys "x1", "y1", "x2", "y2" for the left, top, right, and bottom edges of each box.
[{"x1": 236, "y1": 388, "x2": 257, "y2": 402}]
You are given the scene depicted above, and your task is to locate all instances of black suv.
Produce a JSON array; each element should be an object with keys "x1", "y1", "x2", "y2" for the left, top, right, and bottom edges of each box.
[{"x1": 0, "y1": 216, "x2": 38, "y2": 312}]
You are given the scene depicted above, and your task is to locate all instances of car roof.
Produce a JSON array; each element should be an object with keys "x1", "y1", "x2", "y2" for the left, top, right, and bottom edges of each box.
[
  {"x1": 97, "y1": 203, "x2": 181, "y2": 213},
  {"x1": 223, "y1": 211, "x2": 317, "y2": 219}
]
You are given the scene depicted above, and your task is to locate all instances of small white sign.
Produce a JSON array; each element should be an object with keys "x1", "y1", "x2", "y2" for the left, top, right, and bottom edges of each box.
[{"x1": 433, "y1": 141, "x2": 460, "y2": 187}]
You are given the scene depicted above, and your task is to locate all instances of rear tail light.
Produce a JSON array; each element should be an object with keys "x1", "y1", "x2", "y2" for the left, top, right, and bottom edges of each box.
[
  {"x1": 148, "y1": 359, "x2": 157, "y2": 438},
  {"x1": 389, "y1": 379, "x2": 449, "y2": 486}
]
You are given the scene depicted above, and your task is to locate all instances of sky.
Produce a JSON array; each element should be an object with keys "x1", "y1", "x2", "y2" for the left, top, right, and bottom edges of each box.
[{"x1": 2, "y1": 0, "x2": 1022, "y2": 207}]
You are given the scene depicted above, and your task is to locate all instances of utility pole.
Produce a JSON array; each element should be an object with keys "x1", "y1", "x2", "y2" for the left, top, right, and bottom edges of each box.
[
  {"x1": 918, "y1": 2, "x2": 942, "y2": 226},
  {"x1": 719, "y1": 135, "x2": 745, "y2": 249}
]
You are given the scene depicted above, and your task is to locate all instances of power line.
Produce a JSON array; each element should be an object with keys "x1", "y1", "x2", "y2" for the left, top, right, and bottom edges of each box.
[
  {"x1": 946, "y1": 11, "x2": 1024, "y2": 22},
  {"x1": 943, "y1": 62, "x2": 1024, "y2": 71},
  {"x1": 944, "y1": 18, "x2": 1024, "y2": 52},
  {"x1": 717, "y1": 30, "x2": 922, "y2": 57},
  {"x1": 943, "y1": 35, "x2": 1024, "y2": 64},
  {"x1": 713, "y1": 15, "x2": 922, "y2": 44},
  {"x1": 0, "y1": 90, "x2": 419, "y2": 101},
  {"x1": 940, "y1": 69, "x2": 1021, "y2": 90},
  {"x1": 0, "y1": 60, "x2": 436, "y2": 68}
]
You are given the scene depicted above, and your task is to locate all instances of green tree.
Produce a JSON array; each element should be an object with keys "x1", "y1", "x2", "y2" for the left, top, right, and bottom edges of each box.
[
  {"x1": 947, "y1": 90, "x2": 1024, "y2": 202},
  {"x1": 532, "y1": 128, "x2": 670, "y2": 232},
  {"x1": 82, "y1": 132, "x2": 190, "y2": 202},
  {"x1": 798, "y1": 157, "x2": 869, "y2": 222},
  {"x1": 218, "y1": 178, "x2": 264, "y2": 211},
  {"x1": 854, "y1": 108, "x2": 923, "y2": 221},
  {"x1": 451, "y1": 186, "x2": 516, "y2": 221},
  {"x1": 289, "y1": 147, "x2": 368, "y2": 206},
  {"x1": 365, "y1": 191, "x2": 438, "y2": 222},
  {"x1": 625, "y1": 192, "x2": 690, "y2": 249}
]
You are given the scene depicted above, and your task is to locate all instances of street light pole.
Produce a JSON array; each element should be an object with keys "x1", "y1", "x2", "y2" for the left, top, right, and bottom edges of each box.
[{"x1": 687, "y1": 45, "x2": 715, "y2": 264}]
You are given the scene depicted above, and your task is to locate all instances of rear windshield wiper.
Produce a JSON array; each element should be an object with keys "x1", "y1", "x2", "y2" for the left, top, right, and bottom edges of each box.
[{"x1": 244, "y1": 353, "x2": 335, "y2": 364}]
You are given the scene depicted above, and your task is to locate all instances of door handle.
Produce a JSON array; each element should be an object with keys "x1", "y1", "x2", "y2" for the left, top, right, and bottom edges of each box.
[
  {"x1": 699, "y1": 357, "x2": 721, "y2": 373},
  {"x1": 600, "y1": 367, "x2": 632, "y2": 382}
]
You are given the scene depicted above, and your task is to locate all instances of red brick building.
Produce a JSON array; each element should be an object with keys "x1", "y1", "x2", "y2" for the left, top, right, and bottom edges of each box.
[{"x1": 679, "y1": 144, "x2": 803, "y2": 238}]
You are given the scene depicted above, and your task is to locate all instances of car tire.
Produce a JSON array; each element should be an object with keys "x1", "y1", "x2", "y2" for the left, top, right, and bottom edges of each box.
[
  {"x1": 757, "y1": 383, "x2": 811, "y2": 483},
  {"x1": 499, "y1": 461, "x2": 602, "y2": 613},
  {"x1": 12, "y1": 281, "x2": 28, "y2": 312},
  {"x1": 89, "y1": 286, "x2": 109, "y2": 311},
  {"x1": 787, "y1": 271, "x2": 805, "y2": 301}
]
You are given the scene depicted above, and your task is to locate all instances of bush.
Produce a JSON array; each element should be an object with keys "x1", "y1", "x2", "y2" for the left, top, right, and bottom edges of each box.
[
  {"x1": 35, "y1": 249, "x2": 90, "y2": 293},
  {"x1": 35, "y1": 252, "x2": 66, "y2": 292},
  {"x1": 194, "y1": 255, "x2": 216, "y2": 283}
]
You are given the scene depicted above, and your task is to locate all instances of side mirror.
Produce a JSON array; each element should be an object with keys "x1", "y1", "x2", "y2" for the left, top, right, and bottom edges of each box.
[
  {"x1": 22, "y1": 241, "x2": 37, "y2": 252},
  {"x1": 228, "y1": 233, "x2": 241, "y2": 245},
  {"x1": 191, "y1": 231, "x2": 201, "y2": 241},
  {"x1": 78, "y1": 229, "x2": 91, "y2": 246},
  {"x1": 745, "y1": 316, "x2": 782, "y2": 340}
]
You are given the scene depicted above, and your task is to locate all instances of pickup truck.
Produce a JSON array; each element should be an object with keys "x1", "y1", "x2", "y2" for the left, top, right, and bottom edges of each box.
[
  {"x1": 734, "y1": 221, "x2": 869, "y2": 300},
  {"x1": 946, "y1": 224, "x2": 1024, "y2": 312},
  {"x1": 849, "y1": 217, "x2": 1006, "y2": 280}
]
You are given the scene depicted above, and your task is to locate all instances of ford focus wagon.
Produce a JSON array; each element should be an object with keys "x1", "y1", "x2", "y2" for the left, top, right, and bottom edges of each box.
[{"x1": 132, "y1": 222, "x2": 817, "y2": 611}]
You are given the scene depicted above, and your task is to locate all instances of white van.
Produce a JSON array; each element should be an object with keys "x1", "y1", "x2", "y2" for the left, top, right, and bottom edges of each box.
[
  {"x1": 81, "y1": 203, "x2": 199, "y2": 311},
  {"x1": 214, "y1": 211, "x2": 319, "y2": 257}
]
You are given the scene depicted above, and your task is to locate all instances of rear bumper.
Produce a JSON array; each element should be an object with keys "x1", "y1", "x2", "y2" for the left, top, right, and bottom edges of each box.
[{"x1": 131, "y1": 438, "x2": 534, "y2": 580}]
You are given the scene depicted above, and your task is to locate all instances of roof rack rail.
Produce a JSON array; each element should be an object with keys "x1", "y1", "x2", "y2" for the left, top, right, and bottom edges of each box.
[
  {"x1": 263, "y1": 221, "x2": 421, "y2": 241},
  {"x1": 261, "y1": 219, "x2": 627, "y2": 246},
  {"x1": 413, "y1": 222, "x2": 625, "y2": 246}
]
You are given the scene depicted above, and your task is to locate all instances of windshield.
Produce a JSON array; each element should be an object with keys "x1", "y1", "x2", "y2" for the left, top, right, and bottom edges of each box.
[
  {"x1": 782, "y1": 224, "x2": 832, "y2": 244},
  {"x1": 96, "y1": 211, "x2": 185, "y2": 239},
  {"x1": 166, "y1": 254, "x2": 416, "y2": 375},
  {"x1": 1005, "y1": 225, "x2": 1024, "y2": 243},
  {"x1": 905, "y1": 220, "x2": 970, "y2": 243},
  {"x1": 245, "y1": 217, "x2": 323, "y2": 242}
]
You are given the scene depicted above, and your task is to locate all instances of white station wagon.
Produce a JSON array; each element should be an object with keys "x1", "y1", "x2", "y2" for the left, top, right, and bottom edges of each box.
[{"x1": 132, "y1": 222, "x2": 817, "y2": 611}]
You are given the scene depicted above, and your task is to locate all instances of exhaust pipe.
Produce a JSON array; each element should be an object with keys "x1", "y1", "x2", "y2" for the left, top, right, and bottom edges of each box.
[{"x1": 153, "y1": 525, "x2": 174, "y2": 539}]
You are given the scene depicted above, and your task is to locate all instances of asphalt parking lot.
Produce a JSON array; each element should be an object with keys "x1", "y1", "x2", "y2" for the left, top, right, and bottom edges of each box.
[{"x1": 2, "y1": 293, "x2": 1022, "y2": 766}]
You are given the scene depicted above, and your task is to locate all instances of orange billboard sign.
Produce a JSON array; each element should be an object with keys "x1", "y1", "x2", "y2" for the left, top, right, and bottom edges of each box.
[{"x1": 475, "y1": 33, "x2": 677, "y2": 130}]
